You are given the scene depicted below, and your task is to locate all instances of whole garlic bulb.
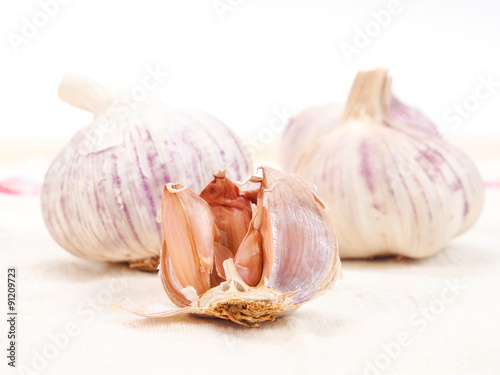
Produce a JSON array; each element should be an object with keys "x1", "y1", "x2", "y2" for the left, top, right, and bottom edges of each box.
[
  {"x1": 41, "y1": 74, "x2": 252, "y2": 268},
  {"x1": 287, "y1": 68, "x2": 484, "y2": 259},
  {"x1": 130, "y1": 167, "x2": 341, "y2": 327}
]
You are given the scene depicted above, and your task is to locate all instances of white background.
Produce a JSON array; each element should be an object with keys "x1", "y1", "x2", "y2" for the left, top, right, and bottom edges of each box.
[{"x1": 1, "y1": 0, "x2": 499, "y2": 147}]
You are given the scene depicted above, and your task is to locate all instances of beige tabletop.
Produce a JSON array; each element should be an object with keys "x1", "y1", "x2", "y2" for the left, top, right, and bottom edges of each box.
[{"x1": 1, "y1": 146, "x2": 500, "y2": 375}]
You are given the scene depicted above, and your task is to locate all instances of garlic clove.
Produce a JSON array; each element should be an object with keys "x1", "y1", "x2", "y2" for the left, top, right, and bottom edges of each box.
[
  {"x1": 159, "y1": 241, "x2": 191, "y2": 307},
  {"x1": 258, "y1": 167, "x2": 341, "y2": 303},
  {"x1": 199, "y1": 170, "x2": 252, "y2": 255},
  {"x1": 161, "y1": 183, "x2": 216, "y2": 295},
  {"x1": 234, "y1": 219, "x2": 263, "y2": 286},
  {"x1": 213, "y1": 242, "x2": 233, "y2": 279}
]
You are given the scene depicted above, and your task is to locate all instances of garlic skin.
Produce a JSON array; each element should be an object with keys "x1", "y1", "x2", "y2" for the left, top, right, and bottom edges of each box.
[
  {"x1": 130, "y1": 167, "x2": 342, "y2": 327},
  {"x1": 288, "y1": 68, "x2": 484, "y2": 259},
  {"x1": 279, "y1": 102, "x2": 343, "y2": 171},
  {"x1": 280, "y1": 100, "x2": 439, "y2": 173},
  {"x1": 41, "y1": 74, "x2": 252, "y2": 268}
]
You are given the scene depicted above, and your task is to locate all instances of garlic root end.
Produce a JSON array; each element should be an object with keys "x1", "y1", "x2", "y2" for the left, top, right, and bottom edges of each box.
[{"x1": 128, "y1": 256, "x2": 160, "y2": 272}]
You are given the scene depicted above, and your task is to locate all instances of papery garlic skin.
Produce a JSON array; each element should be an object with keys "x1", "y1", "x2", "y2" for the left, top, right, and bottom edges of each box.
[
  {"x1": 41, "y1": 74, "x2": 252, "y2": 267},
  {"x1": 199, "y1": 171, "x2": 253, "y2": 255},
  {"x1": 279, "y1": 102, "x2": 343, "y2": 171},
  {"x1": 289, "y1": 69, "x2": 484, "y2": 259},
  {"x1": 130, "y1": 167, "x2": 341, "y2": 327},
  {"x1": 256, "y1": 167, "x2": 339, "y2": 303},
  {"x1": 280, "y1": 95, "x2": 438, "y2": 173}
]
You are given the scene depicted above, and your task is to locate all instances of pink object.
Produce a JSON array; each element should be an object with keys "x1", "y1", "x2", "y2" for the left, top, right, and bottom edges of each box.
[
  {"x1": 485, "y1": 180, "x2": 500, "y2": 189},
  {"x1": 0, "y1": 178, "x2": 41, "y2": 195}
]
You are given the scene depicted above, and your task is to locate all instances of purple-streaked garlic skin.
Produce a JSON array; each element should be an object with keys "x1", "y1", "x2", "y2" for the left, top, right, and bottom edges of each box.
[
  {"x1": 279, "y1": 102, "x2": 343, "y2": 172},
  {"x1": 389, "y1": 96, "x2": 438, "y2": 136},
  {"x1": 279, "y1": 97, "x2": 438, "y2": 173},
  {"x1": 41, "y1": 76, "x2": 252, "y2": 263},
  {"x1": 288, "y1": 69, "x2": 484, "y2": 259}
]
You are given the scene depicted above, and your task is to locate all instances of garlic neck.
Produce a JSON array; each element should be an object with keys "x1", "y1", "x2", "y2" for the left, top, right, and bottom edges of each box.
[
  {"x1": 58, "y1": 74, "x2": 121, "y2": 118},
  {"x1": 341, "y1": 68, "x2": 391, "y2": 123}
]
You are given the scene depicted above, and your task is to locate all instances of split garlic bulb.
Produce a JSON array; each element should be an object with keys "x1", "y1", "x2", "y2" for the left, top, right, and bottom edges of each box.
[
  {"x1": 41, "y1": 74, "x2": 252, "y2": 268},
  {"x1": 285, "y1": 68, "x2": 484, "y2": 259},
  {"x1": 130, "y1": 167, "x2": 342, "y2": 327}
]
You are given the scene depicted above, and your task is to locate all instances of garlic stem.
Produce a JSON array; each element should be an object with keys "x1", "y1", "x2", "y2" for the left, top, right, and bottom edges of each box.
[
  {"x1": 58, "y1": 73, "x2": 120, "y2": 117},
  {"x1": 221, "y1": 258, "x2": 252, "y2": 292},
  {"x1": 341, "y1": 68, "x2": 389, "y2": 123},
  {"x1": 381, "y1": 75, "x2": 393, "y2": 116}
]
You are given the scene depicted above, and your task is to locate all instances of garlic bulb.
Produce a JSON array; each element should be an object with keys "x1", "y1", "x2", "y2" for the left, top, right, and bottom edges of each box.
[
  {"x1": 41, "y1": 74, "x2": 252, "y2": 269},
  {"x1": 130, "y1": 167, "x2": 342, "y2": 327},
  {"x1": 287, "y1": 68, "x2": 484, "y2": 259}
]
